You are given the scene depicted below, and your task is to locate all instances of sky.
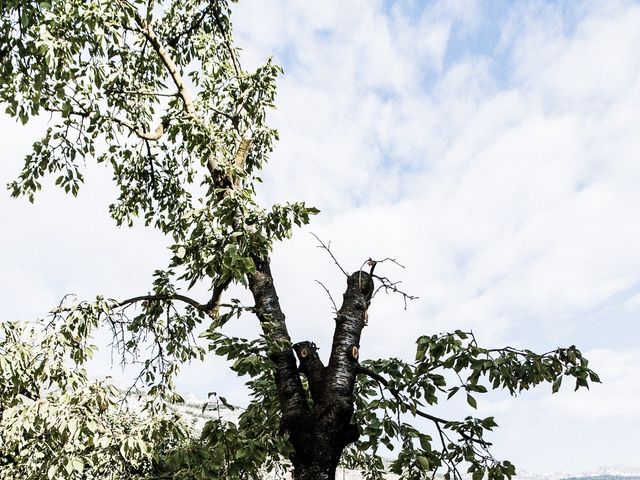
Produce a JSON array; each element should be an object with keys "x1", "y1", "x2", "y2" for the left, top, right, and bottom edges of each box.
[{"x1": 1, "y1": 0, "x2": 640, "y2": 475}]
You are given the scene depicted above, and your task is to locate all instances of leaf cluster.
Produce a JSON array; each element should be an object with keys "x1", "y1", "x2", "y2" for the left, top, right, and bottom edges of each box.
[{"x1": 344, "y1": 330, "x2": 600, "y2": 480}]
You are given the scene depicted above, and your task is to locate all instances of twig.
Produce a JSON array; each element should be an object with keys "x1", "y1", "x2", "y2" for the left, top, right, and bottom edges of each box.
[
  {"x1": 370, "y1": 273, "x2": 418, "y2": 309},
  {"x1": 314, "y1": 279, "x2": 338, "y2": 315},
  {"x1": 361, "y1": 256, "x2": 406, "y2": 274},
  {"x1": 311, "y1": 233, "x2": 348, "y2": 277}
]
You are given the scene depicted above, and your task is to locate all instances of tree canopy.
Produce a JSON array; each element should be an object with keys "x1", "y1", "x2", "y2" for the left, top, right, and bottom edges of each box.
[{"x1": 0, "y1": 1, "x2": 600, "y2": 479}]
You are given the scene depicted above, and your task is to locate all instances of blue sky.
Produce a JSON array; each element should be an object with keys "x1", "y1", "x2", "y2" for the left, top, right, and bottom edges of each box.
[{"x1": 2, "y1": 0, "x2": 640, "y2": 475}]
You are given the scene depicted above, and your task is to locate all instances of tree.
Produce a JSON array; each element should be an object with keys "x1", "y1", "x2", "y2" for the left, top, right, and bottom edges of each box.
[{"x1": 0, "y1": 1, "x2": 600, "y2": 479}]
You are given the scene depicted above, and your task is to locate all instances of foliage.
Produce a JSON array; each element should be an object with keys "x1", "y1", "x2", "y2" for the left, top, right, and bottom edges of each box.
[
  {"x1": 0, "y1": 317, "x2": 189, "y2": 480},
  {"x1": 0, "y1": 311, "x2": 289, "y2": 480},
  {"x1": 0, "y1": 1, "x2": 600, "y2": 479},
  {"x1": 343, "y1": 330, "x2": 599, "y2": 480}
]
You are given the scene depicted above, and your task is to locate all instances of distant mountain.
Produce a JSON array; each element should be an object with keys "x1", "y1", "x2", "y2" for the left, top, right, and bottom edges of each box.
[
  {"x1": 566, "y1": 476, "x2": 640, "y2": 480},
  {"x1": 572, "y1": 466, "x2": 640, "y2": 478},
  {"x1": 517, "y1": 466, "x2": 640, "y2": 480}
]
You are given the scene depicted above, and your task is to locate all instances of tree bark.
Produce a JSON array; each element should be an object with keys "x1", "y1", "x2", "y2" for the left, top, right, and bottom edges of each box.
[
  {"x1": 248, "y1": 261, "x2": 375, "y2": 480},
  {"x1": 248, "y1": 256, "x2": 309, "y2": 427}
]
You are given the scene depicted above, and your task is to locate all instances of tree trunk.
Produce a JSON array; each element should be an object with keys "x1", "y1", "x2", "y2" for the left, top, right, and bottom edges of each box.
[
  {"x1": 292, "y1": 459, "x2": 338, "y2": 480},
  {"x1": 249, "y1": 260, "x2": 375, "y2": 480},
  {"x1": 288, "y1": 409, "x2": 359, "y2": 480}
]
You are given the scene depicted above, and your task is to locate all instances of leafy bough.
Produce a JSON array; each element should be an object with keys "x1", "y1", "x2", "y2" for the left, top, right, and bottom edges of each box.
[{"x1": 341, "y1": 330, "x2": 600, "y2": 480}]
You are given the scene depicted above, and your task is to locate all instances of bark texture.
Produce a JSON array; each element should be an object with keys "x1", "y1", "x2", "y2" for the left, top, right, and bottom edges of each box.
[{"x1": 248, "y1": 261, "x2": 374, "y2": 480}]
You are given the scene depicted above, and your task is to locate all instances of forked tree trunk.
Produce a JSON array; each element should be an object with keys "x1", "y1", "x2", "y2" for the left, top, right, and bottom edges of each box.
[{"x1": 249, "y1": 259, "x2": 374, "y2": 480}]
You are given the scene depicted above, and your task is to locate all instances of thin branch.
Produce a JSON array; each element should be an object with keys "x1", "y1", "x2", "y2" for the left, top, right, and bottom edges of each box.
[
  {"x1": 145, "y1": 139, "x2": 157, "y2": 194},
  {"x1": 45, "y1": 106, "x2": 167, "y2": 142},
  {"x1": 314, "y1": 279, "x2": 338, "y2": 315},
  {"x1": 362, "y1": 256, "x2": 406, "y2": 275},
  {"x1": 212, "y1": 0, "x2": 240, "y2": 77},
  {"x1": 371, "y1": 273, "x2": 418, "y2": 309},
  {"x1": 356, "y1": 366, "x2": 492, "y2": 447},
  {"x1": 311, "y1": 233, "x2": 348, "y2": 277},
  {"x1": 106, "y1": 89, "x2": 179, "y2": 97}
]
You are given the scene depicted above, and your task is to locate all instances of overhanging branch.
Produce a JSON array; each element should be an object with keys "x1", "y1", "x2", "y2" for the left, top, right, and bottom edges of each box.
[
  {"x1": 117, "y1": 293, "x2": 207, "y2": 311},
  {"x1": 356, "y1": 366, "x2": 492, "y2": 447},
  {"x1": 49, "y1": 293, "x2": 209, "y2": 315}
]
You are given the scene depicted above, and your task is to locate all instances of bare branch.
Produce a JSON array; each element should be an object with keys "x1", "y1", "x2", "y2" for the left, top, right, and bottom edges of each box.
[
  {"x1": 371, "y1": 273, "x2": 418, "y2": 310},
  {"x1": 314, "y1": 279, "x2": 338, "y2": 315},
  {"x1": 361, "y1": 256, "x2": 406, "y2": 275},
  {"x1": 311, "y1": 233, "x2": 348, "y2": 277}
]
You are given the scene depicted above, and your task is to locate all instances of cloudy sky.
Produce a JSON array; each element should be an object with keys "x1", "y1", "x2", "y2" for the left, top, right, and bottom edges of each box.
[{"x1": 2, "y1": 0, "x2": 640, "y2": 475}]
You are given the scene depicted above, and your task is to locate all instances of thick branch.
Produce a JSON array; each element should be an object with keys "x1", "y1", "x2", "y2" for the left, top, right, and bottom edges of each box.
[
  {"x1": 293, "y1": 341, "x2": 326, "y2": 404},
  {"x1": 128, "y1": 7, "x2": 196, "y2": 117},
  {"x1": 326, "y1": 271, "x2": 374, "y2": 400},
  {"x1": 204, "y1": 277, "x2": 232, "y2": 319},
  {"x1": 248, "y1": 256, "x2": 309, "y2": 425},
  {"x1": 118, "y1": 293, "x2": 206, "y2": 311}
]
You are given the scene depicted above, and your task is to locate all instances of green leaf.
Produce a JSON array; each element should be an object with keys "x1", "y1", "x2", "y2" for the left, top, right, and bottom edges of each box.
[
  {"x1": 467, "y1": 393, "x2": 477, "y2": 409},
  {"x1": 473, "y1": 468, "x2": 485, "y2": 480}
]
